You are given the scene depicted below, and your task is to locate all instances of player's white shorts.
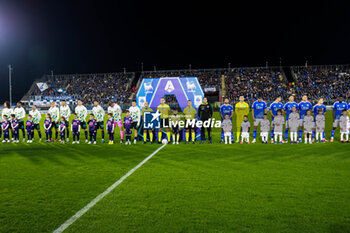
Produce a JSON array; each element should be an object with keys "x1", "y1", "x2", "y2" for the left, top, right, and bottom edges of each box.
[
  {"x1": 298, "y1": 119, "x2": 304, "y2": 127},
  {"x1": 241, "y1": 132, "x2": 249, "y2": 138},
  {"x1": 304, "y1": 129, "x2": 313, "y2": 134},
  {"x1": 260, "y1": 132, "x2": 268, "y2": 137},
  {"x1": 333, "y1": 119, "x2": 340, "y2": 128},
  {"x1": 254, "y1": 119, "x2": 263, "y2": 127},
  {"x1": 315, "y1": 126, "x2": 325, "y2": 133},
  {"x1": 285, "y1": 120, "x2": 289, "y2": 128},
  {"x1": 224, "y1": 132, "x2": 231, "y2": 137},
  {"x1": 340, "y1": 129, "x2": 349, "y2": 134}
]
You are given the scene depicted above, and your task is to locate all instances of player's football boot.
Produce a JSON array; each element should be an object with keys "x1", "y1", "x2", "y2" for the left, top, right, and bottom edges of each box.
[
  {"x1": 208, "y1": 141, "x2": 212, "y2": 144},
  {"x1": 312, "y1": 138, "x2": 315, "y2": 142},
  {"x1": 281, "y1": 140, "x2": 285, "y2": 143},
  {"x1": 66, "y1": 138, "x2": 69, "y2": 142},
  {"x1": 192, "y1": 141, "x2": 195, "y2": 144},
  {"x1": 120, "y1": 140, "x2": 123, "y2": 144},
  {"x1": 134, "y1": 139, "x2": 137, "y2": 144},
  {"x1": 247, "y1": 141, "x2": 250, "y2": 144},
  {"x1": 274, "y1": 141, "x2": 277, "y2": 144},
  {"x1": 101, "y1": 139, "x2": 104, "y2": 143},
  {"x1": 94, "y1": 141, "x2": 97, "y2": 144},
  {"x1": 143, "y1": 141, "x2": 146, "y2": 144},
  {"x1": 88, "y1": 141, "x2": 92, "y2": 144},
  {"x1": 200, "y1": 141, "x2": 204, "y2": 144},
  {"x1": 77, "y1": 141, "x2": 80, "y2": 144},
  {"x1": 85, "y1": 139, "x2": 88, "y2": 143},
  {"x1": 185, "y1": 141, "x2": 189, "y2": 144},
  {"x1": 176, "y1": 141, "x2": 179, "y2": 145},
  {"x1": 252, "y1": 139, "x2": 256, "y2": 143},
  {"x1": 219, "y1": 140, "x2": 223, "y2": 144},
  {"x1": 323, "y1": 139, "x2": 328, "y2": 142},
  {"x1": 316, "y1": 140, "x2": 319, "y2": 143},
  {"x1": 240, "y1": 141, "x2": 243, "y2": 144},
  {"x1": 270, "y1": 139, "x2": 274, "y2": 143},
  {"x1": 330, "y1": 138, "x2": 334, "y2": 142},
  {"x1": 72, "y1": 141, "x2": 75, "y2": 144}
]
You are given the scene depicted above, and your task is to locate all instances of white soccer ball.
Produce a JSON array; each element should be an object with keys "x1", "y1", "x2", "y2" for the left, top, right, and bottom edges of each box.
[{"x1": 162, "y1": 139, "x2": 168, "y2": 144}]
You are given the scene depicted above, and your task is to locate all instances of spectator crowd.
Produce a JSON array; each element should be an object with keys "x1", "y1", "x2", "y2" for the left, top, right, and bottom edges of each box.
[
  {"x1": 30, "y1": 73, "x2": 135, "y2": 105},
  {"x1": 26, "y1": 65, "x2": 350, "y2": 106},
  {"x1": 293, "y1": 65, "x2": 350, "y2": 104}
]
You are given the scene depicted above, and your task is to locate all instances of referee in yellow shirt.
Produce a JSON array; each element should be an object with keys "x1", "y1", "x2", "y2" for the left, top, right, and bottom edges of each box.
[
  {"x1": 157, "y1": 97, "x2": 171, "y2": 143},
  {"x1": 235, "y1": 96, "x2": 250, "y2": 142}
]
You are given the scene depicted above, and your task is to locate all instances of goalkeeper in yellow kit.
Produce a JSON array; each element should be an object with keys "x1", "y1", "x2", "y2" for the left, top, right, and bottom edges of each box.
[{"x1": 235, "y1": 96, "x2": 250, "y2": 142}]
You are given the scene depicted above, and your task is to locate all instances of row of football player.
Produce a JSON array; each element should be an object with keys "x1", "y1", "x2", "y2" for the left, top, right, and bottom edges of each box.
[
  {"x1": 221, "y1": 108, "x2": 350, "y2": 145},
  {"x1": 219, "y1": 95, "x2": 350, "y2": 144},
  {"x1": 2, "y1": 95, "x2": 350, "y2": 144},
  {"x1": 1, "y1": 99, "x2": 142, "y2": 144},
  {"x1": 1, "y1": 110, "x2": 141, "y2": 144}
]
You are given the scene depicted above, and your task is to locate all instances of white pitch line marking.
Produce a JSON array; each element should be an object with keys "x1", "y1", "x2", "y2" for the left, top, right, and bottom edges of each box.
[{"x1": 53, "y1": 144, "x2": 167, "y2": 233}]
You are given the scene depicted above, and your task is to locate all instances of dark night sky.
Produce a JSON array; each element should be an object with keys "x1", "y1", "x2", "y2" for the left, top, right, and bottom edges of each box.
[{"x1": 0, "y1": 1, "x2": 350, "y2": 102}]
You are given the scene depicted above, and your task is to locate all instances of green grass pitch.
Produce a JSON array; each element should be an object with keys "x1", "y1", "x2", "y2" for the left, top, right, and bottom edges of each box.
[{"x1": 1, "y1": 111, "x2": 350, "y2": 233}]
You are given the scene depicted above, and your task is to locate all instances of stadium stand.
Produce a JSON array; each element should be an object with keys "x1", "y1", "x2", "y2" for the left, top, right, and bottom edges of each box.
[
  {"x1": 140, "y1": 69, "x2": 224, "y2": 91},
  {"x1": 224, "y1": 67, "x2": 291, "y2": 103},
  {"x1": 292, "y1": 65, "x2": 350, "y2": 104},
  {"x1": 24, "y1": 72, "x2": 135, "y2": 106},
  {"x1": 21, "y1": 65, "x2": 350, "y2": 108}
]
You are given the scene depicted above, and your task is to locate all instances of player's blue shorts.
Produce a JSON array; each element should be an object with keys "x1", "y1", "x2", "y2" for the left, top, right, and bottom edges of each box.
[
  {"x1": 81, "y1": 121, "x2": 87, "y2": 130},
  {"x1": 72, "y1": 129, "x2": 79, "y2": 135},
  {"x1": 18, "y1": 121, "x2": 24, "y2": 130},
  {"x1": 96, "y1": 121, "x2": 104, "y2": 129},
  {"x1": 125, "y1": 127, "x2": 132, "y2": 135}
]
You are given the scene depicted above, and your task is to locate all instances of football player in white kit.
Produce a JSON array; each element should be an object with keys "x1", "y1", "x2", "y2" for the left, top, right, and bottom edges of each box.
[
  {"x1": 75, "y1": 99, "x2": 89, "y2": 142},
  {"x1": 108, "y1": 101, "x2": 123, "y2": 143},
  {"x1": 14, "y1": 102, "x2": 26, "y2": 142},
  {"x1": 60, "y1": 100, "x2": 71, "y2": 142},
  {"x1": 92, "y1": 101, "x2": 106, "y2": 143}
]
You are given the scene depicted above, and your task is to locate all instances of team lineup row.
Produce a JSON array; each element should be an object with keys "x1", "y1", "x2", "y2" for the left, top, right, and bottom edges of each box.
[{"x1": 1, "y1": 95, "x2": 350, "y2": 144}]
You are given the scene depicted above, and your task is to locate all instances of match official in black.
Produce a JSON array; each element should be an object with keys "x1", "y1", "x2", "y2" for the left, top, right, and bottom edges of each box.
[{"x1": 198, "y1": 97, "x2": 213, "y2": 144}]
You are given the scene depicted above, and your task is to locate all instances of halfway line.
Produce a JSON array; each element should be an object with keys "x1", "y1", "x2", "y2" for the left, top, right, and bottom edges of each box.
[{"x1": 53, "y1": 144, "x2": 167, "y2": 233}]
